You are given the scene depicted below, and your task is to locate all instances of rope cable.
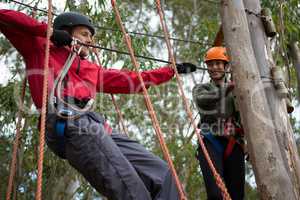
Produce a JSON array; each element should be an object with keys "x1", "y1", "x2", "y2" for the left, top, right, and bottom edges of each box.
[
  {"x1": 9, "y1": 0, "x2": 226, "y2": 72},
  {"x1": 93, "y1": 49, "x2": 129, "y2": 136},
  {"x1": 5, "y1": 79, "x2": 27, "y2": 200},
  {"x1": 110, "y1": 0, "x2": 187, "y2": 199},
  {"x1": 76, "y1": 41, "x2": 231, "y2": 73},
  {"x1": 35, "y1": 0, "x2": 52, "y2": 199},
  {"x1": 9, "y1": 0, "x2": 208, "y2": 45},
  {"x1": 155, "y1": 1, "x2": 231, "y2": 199},
  {"x1": 5, "y1": 4, "x2": 39, "y2": 199},
  {"x1": 3, "y1": 1, "x2": 233, "y2": 198}
]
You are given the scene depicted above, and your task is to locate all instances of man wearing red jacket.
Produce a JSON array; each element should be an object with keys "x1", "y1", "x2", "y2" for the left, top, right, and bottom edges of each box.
[{"x1": 0, "y1": 9, "x2": 196, "y2": 200}]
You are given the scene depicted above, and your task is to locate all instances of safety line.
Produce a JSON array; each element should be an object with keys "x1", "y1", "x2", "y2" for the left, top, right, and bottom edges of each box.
[
  {"x1": 10, "y1": 0, "x2": 223, "y2": 73},
  {"x1": 35, "y1": 0, "x2": 52, "y2": 199},
  {"x1": 5, "y1": 79, "x2": 27, "y2": 200},
  {"x1": 9, "y1": 0, "x2": 208, "y2": 45},
  {"x1": 5, "y1": 6, "x2": 39, "y2": 200},
  {"x1": 111, "y1": 0, "x2": 187, "y2": 199},
  {"x1": 75, "y1": 41, "x2": 231, "y2": 73},
  {"x1": 155, "y1": 1, "x2": 231, "y2": 199}
]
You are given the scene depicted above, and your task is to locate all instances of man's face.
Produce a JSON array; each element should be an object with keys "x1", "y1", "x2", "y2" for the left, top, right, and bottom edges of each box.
[
  {"x1": 71, "y1": 26, "x2": 93, "y2": 57},
  {"x1": 206, "y1": 60, "x2": 226, "y2": 81}
]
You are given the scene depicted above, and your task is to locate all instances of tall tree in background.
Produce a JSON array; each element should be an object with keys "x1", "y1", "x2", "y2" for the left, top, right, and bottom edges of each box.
[{"x1": 221, "y1": 0, "x2": 299, "y2": 199}]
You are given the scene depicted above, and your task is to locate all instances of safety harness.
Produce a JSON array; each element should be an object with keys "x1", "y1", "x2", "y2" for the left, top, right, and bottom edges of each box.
[
  {"x1": 224, "y1": 131, "x2": 244, "y2": 160},
  {"x1": 48, "y1": 39, "x2": 95, "y2": 139},
  {"x1": 48, "y1": 39, "x2": 115, "y2": 144},
  {"x1": 202, "y1": 118, "x2": 244, "y2": 160},
  {"x1": 49, "y1": 40, "x2": 94, "y2": 120}
]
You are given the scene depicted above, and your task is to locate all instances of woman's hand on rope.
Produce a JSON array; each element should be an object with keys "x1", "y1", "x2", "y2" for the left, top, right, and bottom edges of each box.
[
  {"x1": 176, "y1": 62, "x2": 197, "y2": 74},
  {"x1": 50, "y1": 29, "x2": 73, "y2": 47}
]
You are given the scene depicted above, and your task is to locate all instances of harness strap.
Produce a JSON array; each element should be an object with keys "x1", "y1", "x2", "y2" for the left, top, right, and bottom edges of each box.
[
  {"x1": 221, "y1": 116, "x2": 244, "y2": 159},
  {"x1": 55, "y1": 120, "x2": 66, "y2": 137},
  {"x1": 55, "y1": 119, "x2": 66, "y2": 154},
  {"x1": 223, "y1": 125, "x2": 244, "y2": 160},
  {"x1": 55, "y1": 117, "x2": 113, "y2": 137},
  {"x1": 224, "y1": 137, "x2": 236, "y2": 160}
]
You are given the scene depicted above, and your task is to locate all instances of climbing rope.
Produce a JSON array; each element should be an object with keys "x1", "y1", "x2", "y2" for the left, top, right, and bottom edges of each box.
[
  {"x1": 110, "y1": 94, "x2": 129, "y2": 135},
  {"x1": 9, "y1": 0, "x2": 223, "y2": 71},
  {"x1": 155, "y1": 1, "x2": 231, "y2": 199},
  {"x1": 35, "y1": 0, "x2": 52, "y2": 199},
  {"x1": 5, "y1": 78, "x2": 27, "y2": 200},
  {"x1": 6, "y1": 5, "x2": 39, "y2": 199},
  {"x1": 93, "y1": 49, "x2": 129, "y2": 135},
  {"x1": 110, "y1": 0, "x2": 186, "y2": 199},
  {"x1": 9, "y1": 0, "x2": 208, "y2": 46},
  {"x1": 4, "y1": 1, "x2": 230, "y2": 199}
]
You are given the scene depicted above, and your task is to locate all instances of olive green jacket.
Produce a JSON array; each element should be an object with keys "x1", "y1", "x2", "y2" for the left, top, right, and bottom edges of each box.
[{"x1": 192, "y1": 82, "x2": 240, "y2": 136}]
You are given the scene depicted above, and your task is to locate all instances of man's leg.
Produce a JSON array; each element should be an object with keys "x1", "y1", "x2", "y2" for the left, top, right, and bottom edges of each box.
[
  {"x1": 197, "y1": 138, "x2": 224, "y2": 200},
  {"x1": 63, "y1": 112, "x2": 151, "y2": 200},
  {"x1": 224, "y1": 144, "x2": 245, "y2": 200},
  {"x1": 111, "y1": 133, "x2": 180, "y2": 200}
]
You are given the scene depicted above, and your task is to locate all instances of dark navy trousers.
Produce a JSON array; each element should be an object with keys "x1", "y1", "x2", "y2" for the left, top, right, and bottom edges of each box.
[
  {"x1": 45, "y1": 112, "x2": 180, "y2": 200},
  {"x1": 197, "y1": 137, "x2": 245, "y2": 200}
]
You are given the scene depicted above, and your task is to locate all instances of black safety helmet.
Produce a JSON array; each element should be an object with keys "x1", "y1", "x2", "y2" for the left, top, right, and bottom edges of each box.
[{"x1": 53, "y1": 12, "x2": 95, "y2": 36}]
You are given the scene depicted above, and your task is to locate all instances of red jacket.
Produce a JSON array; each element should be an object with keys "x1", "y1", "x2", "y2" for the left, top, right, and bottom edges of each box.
[{"x1": 0, "y1": 9, "x2": 175, "y2": 109}]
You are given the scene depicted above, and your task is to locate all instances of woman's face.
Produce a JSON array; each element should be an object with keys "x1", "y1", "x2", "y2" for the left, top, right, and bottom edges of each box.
[
  {"x1": 71, "y1": 26, "x2": 93, "y2": 57},
  {"x1": 206, "y1": 60, "x2": 226, "y2": 81}
]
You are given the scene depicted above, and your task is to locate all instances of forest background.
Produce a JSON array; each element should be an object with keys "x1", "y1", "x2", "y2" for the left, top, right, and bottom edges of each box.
[{"x1": 0, "y1": 0, "x2": 299, "y2": 199}]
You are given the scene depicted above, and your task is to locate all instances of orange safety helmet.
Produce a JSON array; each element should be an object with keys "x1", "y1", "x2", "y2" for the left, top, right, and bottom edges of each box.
[{"x1": 204, "y1": 46, "x2": 230, "y2": 63}]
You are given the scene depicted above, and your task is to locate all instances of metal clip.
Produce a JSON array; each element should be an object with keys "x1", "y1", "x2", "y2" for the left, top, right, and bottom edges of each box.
[
  {"x1": 57, "y1": 101, "x2": 75, "y2": 117},
  {"x1": 71, "y1": 38, "x2": 84, "y2": 55},
  {"x1": 71, "y1": 37, "x2": 81, "y2": 46}
]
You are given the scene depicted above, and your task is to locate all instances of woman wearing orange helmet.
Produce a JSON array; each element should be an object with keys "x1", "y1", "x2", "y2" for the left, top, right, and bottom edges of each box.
[{"x1": 193, "y1": 47, "x2": 245, "y2": 200}]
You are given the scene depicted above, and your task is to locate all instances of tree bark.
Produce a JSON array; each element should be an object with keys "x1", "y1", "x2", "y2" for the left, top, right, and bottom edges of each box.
[
  {"x1": 213, "y1": 25, "x2": 224, "y2": 46},
  {"x1": 243, "y1": 0, "x2": 300, "y2": 198},
  {"x1": 220, "y1": 0, "x2": 298, "y2": 199}
]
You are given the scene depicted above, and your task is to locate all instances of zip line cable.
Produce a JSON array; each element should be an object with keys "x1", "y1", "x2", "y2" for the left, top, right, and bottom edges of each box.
[
  {"x1": 9, "y1": 0, "x2": 208, "y2": 46},
  {"x1": 75, "y1": 41, "x2": 232, "y2": 73},
  {"x1": 10, "y1": 0, "x2": 50, "y2": 14},
  {"x1": 95, "y1": 25, "x2": 207, "y2": 45},
  {"x1": 9, "y1": 0, "x2": 231, "y2": 74}
]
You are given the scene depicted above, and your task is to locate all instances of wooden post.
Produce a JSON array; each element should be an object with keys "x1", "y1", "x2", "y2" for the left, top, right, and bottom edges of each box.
[
  {"x1": 220, "y1": 0, "x2": 297, "y2": 199},
  {"x1": 243, "y1": 0, "x2": 300, "y2": 197}
]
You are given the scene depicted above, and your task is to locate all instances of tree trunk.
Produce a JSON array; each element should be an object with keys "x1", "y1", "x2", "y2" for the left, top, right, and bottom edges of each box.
[
  {"x1": 220, "y1": 0, "x2": 298, "y2": 199},
  {"x1": 243, "y1": 0, "x2": 300, "y2": 198}
]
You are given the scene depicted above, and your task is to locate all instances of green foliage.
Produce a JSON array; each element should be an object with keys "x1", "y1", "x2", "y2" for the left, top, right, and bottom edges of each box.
[{"x1": 1, "y1": 0, "x2": 299, "y2": 199}]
